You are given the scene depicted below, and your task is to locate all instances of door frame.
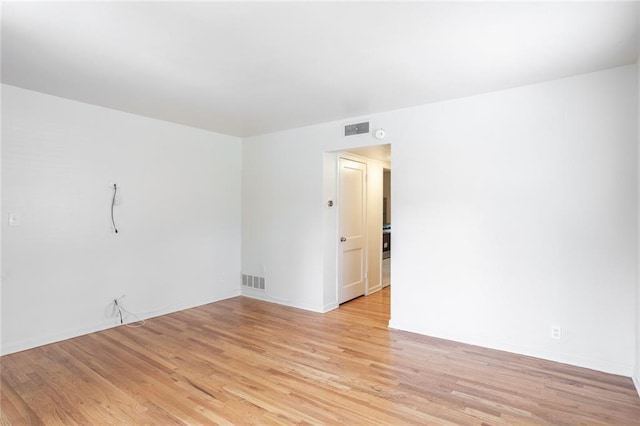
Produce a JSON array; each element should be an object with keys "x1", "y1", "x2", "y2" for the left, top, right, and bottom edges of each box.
[{"x1": 322, "y1": 150, "x2": 388, "y2": 312}]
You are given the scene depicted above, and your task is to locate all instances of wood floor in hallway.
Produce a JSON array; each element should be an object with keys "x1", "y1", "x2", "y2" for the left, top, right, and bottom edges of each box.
[{"x1": 2, "y1": 287, "x2": 640, "y2": 425}]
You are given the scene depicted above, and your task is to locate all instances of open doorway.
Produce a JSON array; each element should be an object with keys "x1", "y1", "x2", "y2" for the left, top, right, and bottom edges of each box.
[
  {"x1": 321, "y1": 143, "x2": 391, "y2": 313},
  {"x1": 335, "y1": 144, "x2": 391, "y2": 306}
]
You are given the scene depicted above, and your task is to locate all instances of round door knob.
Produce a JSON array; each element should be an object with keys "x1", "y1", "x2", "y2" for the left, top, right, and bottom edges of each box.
[{"x1": 340, "y1": 237, "x2": 347, "y2": 242}]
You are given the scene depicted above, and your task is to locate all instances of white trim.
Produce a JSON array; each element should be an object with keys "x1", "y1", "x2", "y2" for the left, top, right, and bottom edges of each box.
[
  {"x1": 1, "y1": 292, "x2": 241, "y2": 356},
  {"x1": 2, "y1": 320, "x2": 116, "y2": 356},
  {"x1": 241, "y1": 290, "x2": 325, "y2": 313},
  {"x1": 367, "y1": 284, "x2": 383, "y2": 295},
  {"x1": 389, "y1": 319, "x2": 634, "y2": 377},
  {"x1": 323, "y1": 302, "x2": 339, "y2": 313}
]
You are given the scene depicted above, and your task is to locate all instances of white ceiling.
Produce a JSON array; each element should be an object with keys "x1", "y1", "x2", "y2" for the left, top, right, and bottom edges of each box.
[{"x1": 2, "y1": 2, "x2": 638, "y2": 137}]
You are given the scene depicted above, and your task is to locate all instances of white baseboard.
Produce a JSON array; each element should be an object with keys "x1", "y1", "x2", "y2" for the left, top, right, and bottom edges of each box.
[
  {"x1": 388, "y1": 318, "x2": 633, "y2": 378},
  {"x1": 633, "y1": 373, "x2": 640, "y2": 399},
  {"x1": 367, "y1": 284, "x2": 382, "y2": 295},
  {"x1": 1, "y1": 291, "x2": 241, "y2": 356},
  {"x1": 1, "y1": 320, "x2": 115, "y2": 356},
  {"x1": 323, "y1": 302, "x2": 339, "y2": 312},
  {"x1": 240, "y1": 288, "x2": 325, "y2": 313}
]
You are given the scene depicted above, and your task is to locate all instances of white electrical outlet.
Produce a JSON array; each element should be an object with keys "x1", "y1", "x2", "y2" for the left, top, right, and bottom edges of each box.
[
  {"x1": 551, "y1": 326, "x2": 562, "y2": 340},
  {"x1": 8, "y1": 212, "x2": 21, "y2": 227}
]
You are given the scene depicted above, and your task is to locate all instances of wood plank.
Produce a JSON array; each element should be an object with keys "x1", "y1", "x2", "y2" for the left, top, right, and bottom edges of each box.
[{"x1": 1, "y1": 287, "x2": 639, "y2": 424}]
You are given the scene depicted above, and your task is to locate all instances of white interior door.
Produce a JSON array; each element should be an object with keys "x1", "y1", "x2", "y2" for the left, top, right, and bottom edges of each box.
[{"x1": 338, "y1": 157, "x2": 367, "y2": 304}]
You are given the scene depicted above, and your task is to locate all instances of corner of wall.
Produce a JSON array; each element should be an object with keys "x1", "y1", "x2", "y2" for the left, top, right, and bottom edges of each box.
[
  {"x1": 635, "y1": 18, "x2": 640, "y2": 394},
  {"x1": 636, "y1": 55, "x2": 640, "y2": 398}
]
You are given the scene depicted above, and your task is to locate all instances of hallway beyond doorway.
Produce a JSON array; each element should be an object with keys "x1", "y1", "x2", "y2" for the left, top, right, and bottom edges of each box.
[{"x1": 382, "y1": 258, "x2": 390, "y2": 287}]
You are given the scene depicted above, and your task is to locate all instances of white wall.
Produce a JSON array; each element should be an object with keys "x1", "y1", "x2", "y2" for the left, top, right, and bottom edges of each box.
[
  {"x1": 241, "y1": 130, "x2": 326, "y2": 310},
  {"x1": 364, "y1": 157, "x2": 385, "y2": 295},
  {"x1": 0, "y1": 82, "x2": 3, "y2": 355},
  {"x1": 390, "y1": 65, "x2": 637, "y2": 376},
  {"x1": 3, "y1": 66, "x2": 636, "y2": 377},
  {"x1": 636, "y1": 59, "x2": 640, "y2": 394},
  {"x1": 241, "y1": 123, "x2": 392, "y2": 311},
  {"x1": 242, "y1": 65, "x2": 637, "y2": 376},
  {"x1": 1, "y1": 85, "x2": 242, "y2": 355}
]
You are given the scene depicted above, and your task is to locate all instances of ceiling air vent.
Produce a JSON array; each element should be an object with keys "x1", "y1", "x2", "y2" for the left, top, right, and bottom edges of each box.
[{"x1": 344, "y1": 121, "x2": 370, "y2": 136}]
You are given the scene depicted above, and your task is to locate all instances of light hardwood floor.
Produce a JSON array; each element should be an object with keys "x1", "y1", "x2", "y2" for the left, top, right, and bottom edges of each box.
[{"x1": 2, "y1": 287, "x2": 640, "y2": 425}]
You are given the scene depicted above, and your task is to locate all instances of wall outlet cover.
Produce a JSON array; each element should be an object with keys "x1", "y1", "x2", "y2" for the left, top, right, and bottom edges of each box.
[{"x1": 8, "y1": 212, "x2": 21, "y2": 227}]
